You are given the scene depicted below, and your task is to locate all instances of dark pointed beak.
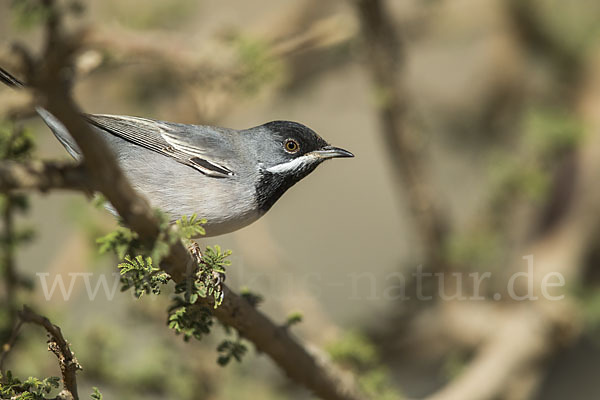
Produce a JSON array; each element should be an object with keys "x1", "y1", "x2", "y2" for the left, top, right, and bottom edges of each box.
[{"x1": 311, "y1": 146, "x2": 354, "y2": 159}]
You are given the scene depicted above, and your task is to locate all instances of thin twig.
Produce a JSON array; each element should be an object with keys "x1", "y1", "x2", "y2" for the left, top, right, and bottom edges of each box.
[
  {"x1": 1, "y1": 127, "x2": 25, "y2": 348},
  {"x1": 0, "y1": 319, "x2": 23, "y2": 374},
  {"x1": 1, "y1": 193, "x2": 17, "y2": 332},
  {"x1": 0, "y1": 160, "x2": 90, "y2": 193},
  {"x1": 19, "y1": 306, "x2": 81, "y2": 400}
]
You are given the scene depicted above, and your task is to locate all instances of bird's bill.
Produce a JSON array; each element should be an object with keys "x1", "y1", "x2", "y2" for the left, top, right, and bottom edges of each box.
[{"x1": 310, "y1": 146, "x2": 354, "y2": 159}]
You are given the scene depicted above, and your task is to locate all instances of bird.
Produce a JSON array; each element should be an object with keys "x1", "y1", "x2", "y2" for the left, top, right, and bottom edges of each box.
[{"x1": 0, "y1": 67, "x2": 353, "y2": 237}]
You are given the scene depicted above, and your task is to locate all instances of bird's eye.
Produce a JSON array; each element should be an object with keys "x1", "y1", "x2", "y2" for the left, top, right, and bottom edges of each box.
[{"x1": 284, "y1": 138, "x2": 300, "y2": 154}]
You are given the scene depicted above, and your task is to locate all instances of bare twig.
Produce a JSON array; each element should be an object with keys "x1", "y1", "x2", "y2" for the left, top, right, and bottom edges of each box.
[
  {"x1": 0, "y1": 160, "x2": 90, "y2": 192},
  {"x1": 74, "y1": 6, "x2": 358, "y2": 122},
  {"x1": 19, "y1": 306, "x2": 82, "y2": 400},
  {"x1": 1, "y1": 193, "x2": 17, "y2": 332},
  {"x1": 1, "y1": 128, "x2": 30, "y2": 351},
  {"x1": 81, "y1": 11, "x2": 357, "y2": 78},
  {"x1": 0, "y1": 319, "x2": 23, "y2": 374}
]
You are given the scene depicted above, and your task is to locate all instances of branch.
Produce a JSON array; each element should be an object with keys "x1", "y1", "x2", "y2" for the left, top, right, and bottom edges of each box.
[
  {"x1": 1, "y1": 178, "x2": 18, "y2": 341},
  {"x1": 425, "y1": 304, "x2": 568, "y2": 400},
  {"x1": 80, "y1": 10, "x2": 357, "y2": 78},
  {"x1": 209, "y1": 287, "x2": 364, "y2": 400},
  {"x1": 0, "y1": 160, "x2": 90, "y2": 192},
  {"x1": 354, "y1": 0, "x2": 448, "y2": 267},
  {"x1": 19, "y1": 306, "x2": 81, "y2": 400},
  {"x1": 10, "y1": 5, "x2": 367, "y2": 400},
  {"x1": 506, "y1": 0, "x2": 582, "y2": 86},
  {"x1": 0, "y1": 320, "x2": 23, "y2": 374},
  {"x1": 1, "y1": 127, "x2": 39, "y2": 352}
]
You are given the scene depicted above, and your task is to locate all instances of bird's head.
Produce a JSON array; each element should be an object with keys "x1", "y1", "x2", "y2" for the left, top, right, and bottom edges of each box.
[{"x1": 244, "y1": 120, "x2": 353, "y2": 213}]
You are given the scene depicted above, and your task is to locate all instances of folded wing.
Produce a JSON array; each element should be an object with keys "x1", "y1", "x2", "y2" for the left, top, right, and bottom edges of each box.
[{"x1": 85, "y1": 114, "x2": 235, "y2": 178}]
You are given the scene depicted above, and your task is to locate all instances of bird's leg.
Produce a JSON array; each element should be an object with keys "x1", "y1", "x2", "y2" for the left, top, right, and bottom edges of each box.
[
  {"x1": 181, "y1": 241, "x2": 203, "y2": 302},
  {"x1": 187, "y1": 241, "x2": 203, "y2": 264},
  {"x1": 186, "y1": 241, "x2": 225, "y2": 304}
]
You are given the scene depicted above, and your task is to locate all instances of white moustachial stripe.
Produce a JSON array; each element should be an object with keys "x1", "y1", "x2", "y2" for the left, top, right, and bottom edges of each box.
[{"x1": 266, "y1": 154, "x2": 318, "y2": 174}]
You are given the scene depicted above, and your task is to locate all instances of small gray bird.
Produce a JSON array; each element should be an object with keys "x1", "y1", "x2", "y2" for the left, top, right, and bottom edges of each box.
[{"x1": 0, "y1": 68, "x2": 353, "y2": 236}]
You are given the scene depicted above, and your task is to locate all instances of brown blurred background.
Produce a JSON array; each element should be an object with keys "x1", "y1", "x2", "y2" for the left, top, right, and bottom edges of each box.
[{"x1": 1, "y1": 0, "x2": 600, "y2": 399}]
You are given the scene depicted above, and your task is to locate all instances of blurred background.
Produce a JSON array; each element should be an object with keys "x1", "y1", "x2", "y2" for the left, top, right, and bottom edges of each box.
[{"x1": 1, "y1": 0, "x2": 600, "y2": 399}]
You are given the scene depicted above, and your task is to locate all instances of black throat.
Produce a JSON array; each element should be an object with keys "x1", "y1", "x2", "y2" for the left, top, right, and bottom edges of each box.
[
  {"x1": 255, "y1": 165, "x2": 319, "y2": 214},
  {"x1": 255, "y1": 171, "x2": 298, "y2": 214}
]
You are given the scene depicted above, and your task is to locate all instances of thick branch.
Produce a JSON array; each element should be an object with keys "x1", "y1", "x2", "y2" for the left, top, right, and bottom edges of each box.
[
  {"x1": 209, "y1": 287, "x2": 365, "y2": 400},
  {"x1": 19, "y1": 306, "x2": 81, "y2": 400}
]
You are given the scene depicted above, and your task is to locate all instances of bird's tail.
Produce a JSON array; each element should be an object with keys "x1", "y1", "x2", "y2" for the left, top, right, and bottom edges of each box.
[
  {"x1": 0, "y1": 67, "x2": 25, "y2": 89},
  {"x1": 0, "y1": 66, "x2": 82, "y2": 159}
]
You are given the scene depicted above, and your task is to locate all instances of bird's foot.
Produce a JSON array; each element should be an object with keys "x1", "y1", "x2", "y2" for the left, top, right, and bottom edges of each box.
[
  {"x1": 186, "y1": 241, "x2": 225, "y2": 305},
  {"x1": 188, "y1": 241, "x2": 203, "y2": 264}
]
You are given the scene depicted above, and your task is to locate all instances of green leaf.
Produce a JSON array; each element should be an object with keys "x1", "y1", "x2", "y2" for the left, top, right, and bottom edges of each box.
[
  {"x1": 0, "y1": 371, "x2": 60, "y2": 399},
  {"x1": 96, "y1": 227, "x2": 138, "y2": 259},
  {"x1": 327, "y1": 331, "x2": 378, "y2": 369},
  {"x1": 240, "y1": 288, "x2": 263, "y2": 307},
  {"x1": 175, "y1": 214, "x2": 206, "y2": 239},
  {"x1": 216, "y1": 339, "x2": 247, "y2": 366},
  {"x1": 232, "y1": 35, "x2": 286, "y2": 94},
  {"x1": 285, "y1": 311, "x2": 303, "y2": 327},
  {"x1": 167, "y1": 298, "x2": 214, "y2": 342},
  {"x1": 10, "y1": 0, "x2": 53, "y2": 30},
  {"x1": 92, "y1": 194, "x2": 108, "y2": 209},
  {"x1": 118, "y1": 255, "x2": 169, "y2": 298},
  {"x1": 90, "y1": 387, "x2": 103, "y2": 400}
]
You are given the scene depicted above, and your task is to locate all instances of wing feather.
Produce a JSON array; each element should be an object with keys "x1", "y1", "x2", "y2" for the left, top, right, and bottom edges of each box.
[{"x1": 85, "y1": 114, "x2": 234, "y2": 178}]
